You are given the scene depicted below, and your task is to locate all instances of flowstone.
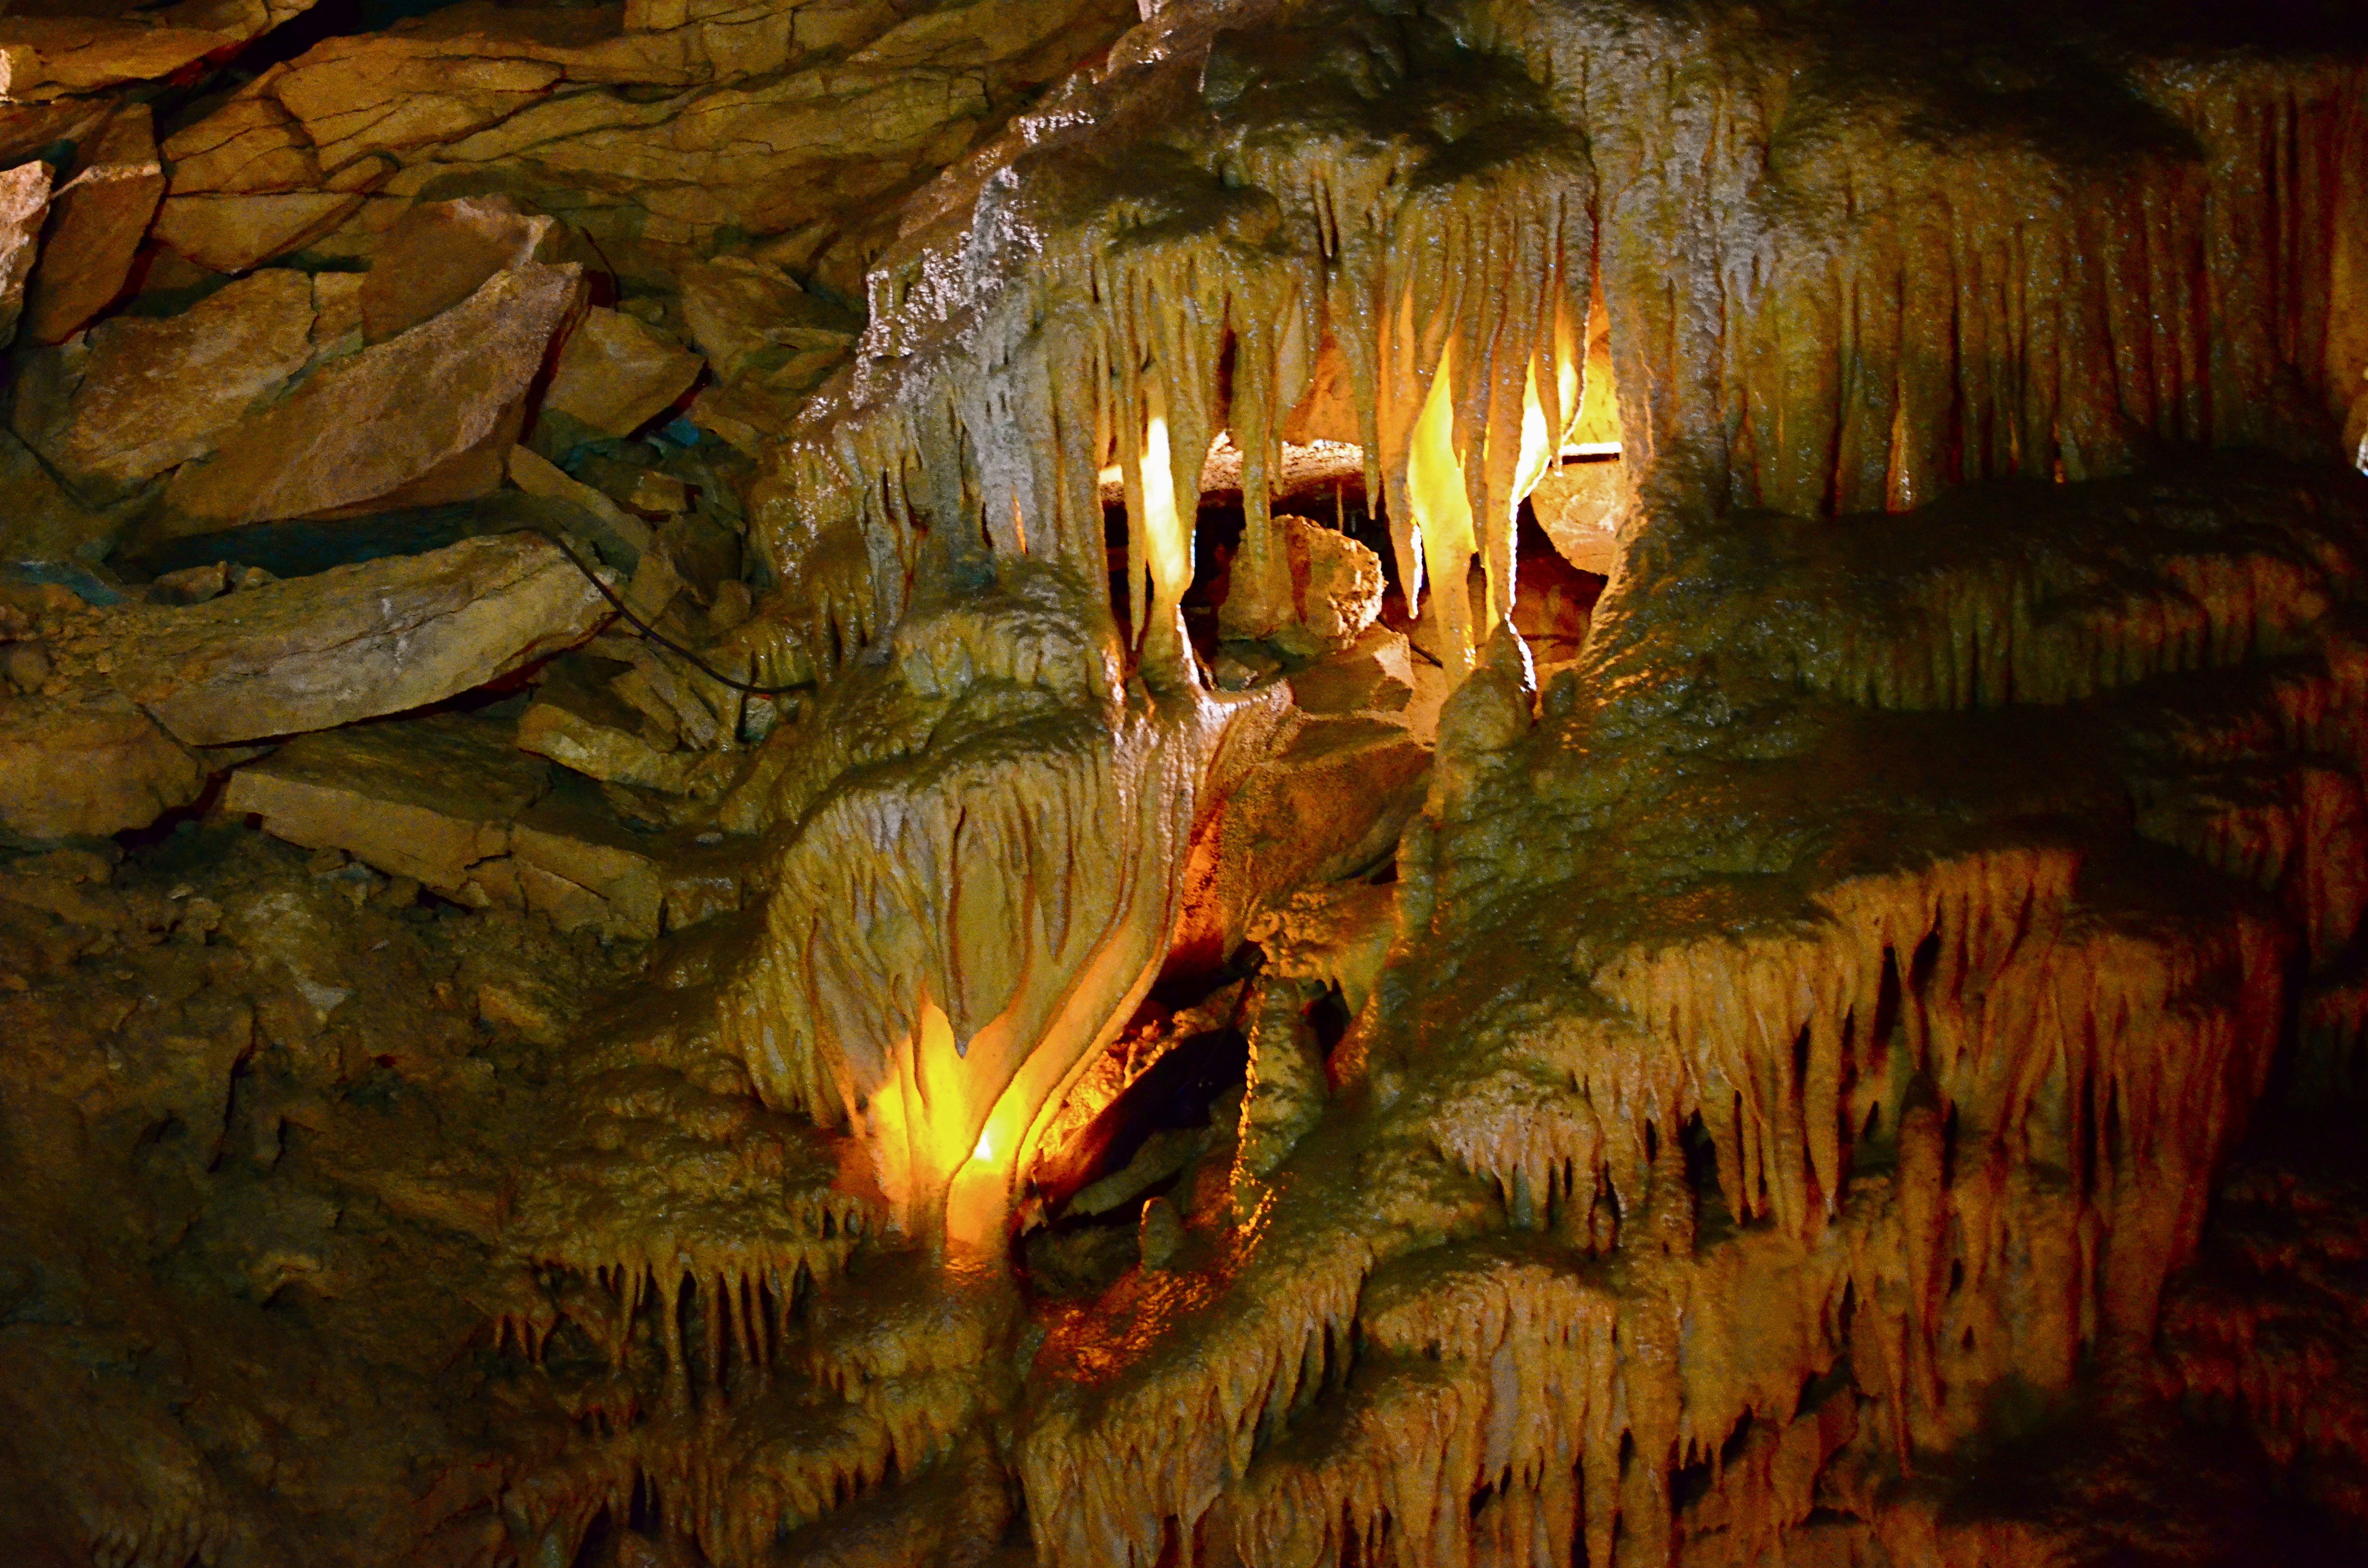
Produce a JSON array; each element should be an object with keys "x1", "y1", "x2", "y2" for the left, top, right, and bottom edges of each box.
[{"x1": 0, "y1": 0, "x2": 2366, "y2": 1563}]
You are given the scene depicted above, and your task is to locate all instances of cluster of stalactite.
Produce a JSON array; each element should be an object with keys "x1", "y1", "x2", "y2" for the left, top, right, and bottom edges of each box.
[
  {"x1": 752, "y1": 0, "x2": 2368, "y2": 689},
  {"x1": 446, "y1": 0, "x2": 2368, "y2": 1560},
  {"x1": 1001, "y1": 445, "x2": 2368, "y2": 1566},
  {"x1": 1015, "y1": 860, "x2": 2289, "y2": 1567}
]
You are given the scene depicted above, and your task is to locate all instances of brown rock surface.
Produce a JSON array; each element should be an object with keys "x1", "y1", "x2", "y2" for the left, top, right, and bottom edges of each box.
[
  {"x1": 226, "y1": 711, "x2": 672, "y2": 937},
  {"x1": 543, "y1": 306, "x2": 703, "y2": 436},
  {"x1": 516, "y1": 651, "x2": 698, "y2": 794},
  {"x1": 111, "y1": 531, "x2": 612, "y2": 744},
  {"x1": 23, "y1": 103, "x2": 165, "y2": 345},
  {"x1": 270, "y1": 34, "x2": 568, "y2": 172},
  {"x1": 150, "y1": 188, "x2": 372, "y2": 274},
  {"x1": 0, "y1": 686, "x2": 204, "y2": 841},
  {"x1": 0, "y1": 428, "x2": 133, "y2": 561},
  {"x1": 15, "y1": 268, "x2": 318, "y2": 492},
  {"x1": 1529, "y1": 457, "x2": 1622, "y2": 575},
  {"x1": 0, "y1": 160, "x2": 51, "y2": 348},
  {"x1": 222, "y1": 710, "x2": 550, "y2": 893},
  {"x1": 163, "y1": 261, "x2": 583, "y2": 527},
  {"x1": 677, "y1": 255, "x2": 853, "y2": 378},
  {"x1": 161, "y1": 73, "x2": 322, "y2": 196},
  {"x1": 0, "y1": 17, "x2": 237, "y2": 100},
  {"x1": 1221, "y1": 513, "x2": 1384, "y2": 659},
  {"x1": 357, "y1": 194, "x2": 554, "y2": 343}
]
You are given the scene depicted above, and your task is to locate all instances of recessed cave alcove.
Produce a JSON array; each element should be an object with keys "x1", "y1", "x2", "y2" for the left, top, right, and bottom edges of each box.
[{"x1": 0, "y1": 0, "x2": 2365, "y2": 1564}]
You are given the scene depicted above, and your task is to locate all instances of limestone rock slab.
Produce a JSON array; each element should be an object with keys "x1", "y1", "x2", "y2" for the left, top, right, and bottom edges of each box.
[
  {"x1": 359, "y1": 195, "x2": 554, "y2": 343},
  {"x1": 24, "y1": 104, "x2": 165, "y2": 345},
  {"x1": 161, "y1": 75, "x2": 322, "y2": 197},
  {"x1": 164, "y1": 261, "x2": 584, "y2": 528},
  {"x1": 0, "y1": 18, "x2": 235, "y2": 100},
  {"x1": 0, "y1": 162, "x2": 51, "y2": 349},
  {"x1": 16, "y1": 268, "x2": 318, "y2": 493},
  {"x1": 224, "y1": 711, "x2": 670, "y2": 937},
  {"x1": 222, "y1": 710, "x2": 549, "y2": 892},
  {"x1": 1221, "y1": 513, "x2": 1383, "y2": 660},
  {"x1": 112, "y1": 531, "x2": 612, "y2": 745},
  {"x1": 151, "y1": 188, "x2": 370, "y2": 274},
  {"x1": 544, "y1": 306, "x2": 703, "y2": 436},
  {"x1": 1529, "y1": 458, "x2": 1622, "y2": 576}
]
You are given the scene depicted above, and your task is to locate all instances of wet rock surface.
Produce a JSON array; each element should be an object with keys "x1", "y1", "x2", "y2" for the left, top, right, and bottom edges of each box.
[{"x1": 0, "y1": 0, "x2": 2360, "y2": 1563}]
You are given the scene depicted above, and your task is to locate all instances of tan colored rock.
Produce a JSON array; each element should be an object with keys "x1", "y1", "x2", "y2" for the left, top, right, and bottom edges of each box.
[
  {"x1": 24, "y1": 104, "x2": 165, "y2": 345},
  {"x1": 223, "y1": 710, "x2": 550, "y2": 893},
  {"x1": 678, "y1": 256, "x2": 854, "y2": 377},
  {"x1": 15, "y1": 268, "x2": 318, "y2": 492},
  {"x1": 224, "y1": 710, "x2": 667, "y2": 937},
  {"x1": 0, "y1": 686, "x2": 204, "y2": 842},
  {"x1": 517, "y1": 640, "x2": 744, "y2": 800},
  {"x1": 1287, "y1": 625, "x2": 1414, "y2": 717},
  {"x1": 309, "y1": 268, "x2": 365, "y2": 355},
  {"x1": 271, "y1": 37, "x2": 565, "y2": 171},
  {"x1": 152, "y1": 189, "x2": 369, "y2": 274},
  {"x1": 0, "y1": 18, "x2": 235, "y2": 100},
  {"x1": 507, "y1": 445, "x2": 652, "y2": 555},
  {"x1": 161, "y1": 74, "x2": 322, "y2": 196},
  {"x1": 511, "y1": 784, "x2": 663, "y2": 939},
  {"x1": 1168, "y1": 707, "x2": 1430, "y2": 970},
  {"x1": 517, "y1": 651, "x2": 707, "y2": 795},
  {"x1": 1529, "y1": 458, "x2": 1623, "y2": 576},
  {"x1": 165, "y1": 262, "x2": 584, "y2": 527},
  {"x1": 112, "y1": 532, "x2": 613, "y2": 746},
  {"x1": 359, "y1": 195, "x2": 554, "y2": 343},
  {"x1": 688, "y1": 375, "x2": 804, "y2": 456},
  {"x1": 0, "y1": 161, "x2": 51, "y2": 349},
  {"x1": 0, "y1": 428, "x2": 131, "y2": 562},
  {"x1": 544, "y1": 306, "x2": 703, "y2": 436},
  {"x1": 851, "y1": 0, "x2": 1122, "y2": 71},
  {"x1": 1221, "y1": 513, "x2": 1383, "y2": 660},
  {"x1": 0, "y1": 101, "x2": 107, "y2": 167}
]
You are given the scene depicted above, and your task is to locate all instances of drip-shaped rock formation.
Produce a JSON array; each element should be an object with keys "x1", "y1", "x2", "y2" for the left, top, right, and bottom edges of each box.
[{"x1": 0, "y1": 0, "x2": 2363, "y2": 1562}]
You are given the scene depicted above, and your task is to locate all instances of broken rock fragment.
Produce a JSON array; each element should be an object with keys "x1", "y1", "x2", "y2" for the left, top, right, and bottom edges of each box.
[
  {"x1": 1221, "y1": 513, "x2": 1384, "y2": 660},
  {"x1": 1529, "y1": 458, "x2": 1622, "y2": 575},
  {"x1": 358, "y1": 195, "x2": 556, "y2": 343},
  {"x1": 0, "y1": 161, "x2": 50, "y2": 348},
  {"x1": 15, "y1": 268, "x2": 318, "y2": 494},
  {"x1": 163, "y1": 262, "x2": 585, "y2": 528},
  {"x1": 223, "y1": 710, "x2": 548, "y2": 894},
  {"x1": 111, "y1": 531, "x2": 612, "y2": 745},
  {"x1": 0, "y1": 687, "x2": 204, "y2": 842},
  {"x1": 226, "y1": 712, "x2": 675, "y2": 938},
  {"x1": 0, "y1": 17, "x2": 240, "y2": 100},
  {"x1": 161, "y1": 73, "x2": 322, "y2": 197},
  {"x1": 543, "y1": 306, "x2": 703, "y2": 436},
  {"x1": 151, "y1": 188, "x2": 374, "y2": 275},
  {"x1": 23, "y1": 103, "x2": 165, "y2": 345}
]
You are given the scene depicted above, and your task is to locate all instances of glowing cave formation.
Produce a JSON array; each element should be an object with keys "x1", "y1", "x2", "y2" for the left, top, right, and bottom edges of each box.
[{"x1": 0, "y1": 0, "x2": 2367, "y2": 1564}]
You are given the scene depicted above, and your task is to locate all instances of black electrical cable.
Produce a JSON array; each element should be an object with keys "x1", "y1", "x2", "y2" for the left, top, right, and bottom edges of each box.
[{"x1": 526, "y1": 526, "x2": 814, "y2": 697}]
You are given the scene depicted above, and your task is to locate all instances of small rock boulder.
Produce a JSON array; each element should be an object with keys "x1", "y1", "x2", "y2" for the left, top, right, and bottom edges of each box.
[
  {"x1": 15, "y1": 267, "x2": 318, "y2": 494},
  {"x1": 0, "y1": 686, "x2": 203, "y2": 842},
  {"x1": 162, "y1": 261, "x2": 585, "y2": 528},
  {"x1": 1221, "y1": 513, "x2": 1383, "y2": 661},
  {"x1": 543, "y1": 306, "x2": 703, "y2": 437}
]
